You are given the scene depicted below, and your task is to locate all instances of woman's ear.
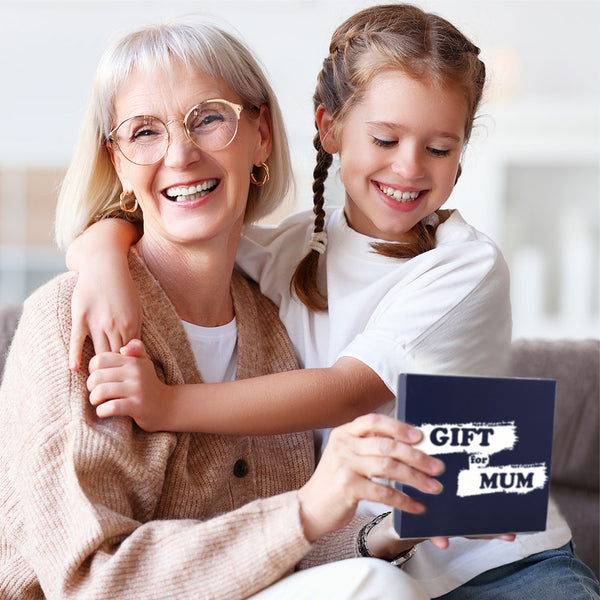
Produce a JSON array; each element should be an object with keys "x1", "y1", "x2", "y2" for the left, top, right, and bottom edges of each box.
[
  {"x1": 254, "y1": 104, "x2": 273, "y2": 165},
  {"x1": 315, "y1": 105, "x2": 338, "y2": 154},
  {"x1": 107, "y1": 143, "x2": 131, "y2": 191}
]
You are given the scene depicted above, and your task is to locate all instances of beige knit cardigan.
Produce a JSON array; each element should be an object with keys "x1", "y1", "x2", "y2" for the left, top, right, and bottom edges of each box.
[{"x1": 0, "y1": 252, "x2": 367, "y2": 599}]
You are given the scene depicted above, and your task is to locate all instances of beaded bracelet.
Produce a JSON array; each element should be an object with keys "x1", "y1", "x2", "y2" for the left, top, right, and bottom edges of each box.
[{"x1": 356, "y1": 511, "x2": 417, "y2": 568}]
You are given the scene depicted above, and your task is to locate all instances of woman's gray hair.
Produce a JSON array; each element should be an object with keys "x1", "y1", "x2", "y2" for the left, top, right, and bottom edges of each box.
[{"x1": 55, "y1": 21, "x2": 292, "y2": 250}]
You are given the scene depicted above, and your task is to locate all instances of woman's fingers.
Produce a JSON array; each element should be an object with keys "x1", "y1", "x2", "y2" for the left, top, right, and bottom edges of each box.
[
  {"x1": 328, "y1": 432, "x2": 443, "y2": 497},
  {"x1": 330, "y1": 417, "x2": 445, "y2": 477},
  {"x1": 349, "y1": 433, "x2": 444, "y2": 477},
  {"x1": 346, "y1": 412, "x2": 423, "y2": 444},
  {"x1": 298, "y1": 414, "x2": 447, "y2": 541}
]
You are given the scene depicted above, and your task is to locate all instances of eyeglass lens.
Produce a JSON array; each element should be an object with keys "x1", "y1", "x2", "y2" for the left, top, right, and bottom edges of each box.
[{"x1": 113, "y1": 100, "x2": 240, "y2": 165}]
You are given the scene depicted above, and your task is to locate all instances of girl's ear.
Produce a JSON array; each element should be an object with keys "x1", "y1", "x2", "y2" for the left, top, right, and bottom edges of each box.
[
  {"x1": 315, "y1": 105, "x2": 339, "y2": 154},
  {"x1": 254, "y1": 104, "x2": 273, "y2": 165}
]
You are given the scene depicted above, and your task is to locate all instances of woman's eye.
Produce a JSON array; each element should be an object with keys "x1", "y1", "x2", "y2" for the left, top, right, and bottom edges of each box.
[
  {"x1": 202, "y1": 114, "x2": 224, "y2": 126},
  {"x1": 372, "y1": 137, "x2": 397, "y2": 148},
  {"x1": 132, "y1": 127, "x2": 161, "y2": 142},
  {"x1": 190, "y1": 111, "x2": 225, "y2": 130},
  {"x1": 428, "y1": 147, "x2": 451, "y2": 157}
]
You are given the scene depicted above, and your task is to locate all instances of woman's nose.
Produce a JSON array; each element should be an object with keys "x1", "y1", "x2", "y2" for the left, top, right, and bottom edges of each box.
[
  {"x1": 163, "y1": 121, "x2": 201, "y2": 168},
  {"x1": 391, "y1": 144, "x2": 425, "y2": 180}
]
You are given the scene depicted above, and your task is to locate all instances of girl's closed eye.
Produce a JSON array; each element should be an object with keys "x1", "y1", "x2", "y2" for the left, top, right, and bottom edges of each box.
[
  {"x1": 427, "y1": 147, "x2": 452, "y2": 157},
  {"x1": 372, "y1": 136, "x2": 397, "y2": 148}
]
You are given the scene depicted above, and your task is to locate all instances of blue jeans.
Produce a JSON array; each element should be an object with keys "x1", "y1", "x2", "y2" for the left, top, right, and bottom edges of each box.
[{"x1": 435, "y1": 542, "x2": 599, "y2": 600}]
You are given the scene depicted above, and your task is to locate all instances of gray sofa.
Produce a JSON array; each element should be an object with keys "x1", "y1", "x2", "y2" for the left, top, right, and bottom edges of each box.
[{"x1": 0, "y1": 303, "x2": 598, "y2": 578}]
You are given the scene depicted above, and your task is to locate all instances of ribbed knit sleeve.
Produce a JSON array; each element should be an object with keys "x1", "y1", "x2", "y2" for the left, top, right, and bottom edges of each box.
[
  {"x1": 297, "y1": 515, "x2": 371, "y2": 570},
  {"x1": 0, "y1": 272, "x2": 315, "y2": 599}
]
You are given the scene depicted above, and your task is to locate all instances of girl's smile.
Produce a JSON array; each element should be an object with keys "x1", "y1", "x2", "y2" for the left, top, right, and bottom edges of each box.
[
  {"x1": 320, "y1": 70, "x2": 468, "y2": 242},
  {"x1": 373, "y1": 181, "x2": 429, "y2": 213}
]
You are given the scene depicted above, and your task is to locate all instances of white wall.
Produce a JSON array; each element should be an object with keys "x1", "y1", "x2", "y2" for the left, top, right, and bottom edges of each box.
[{"x1": 1, "y1": 0, "x2": 599, "y2": 338}]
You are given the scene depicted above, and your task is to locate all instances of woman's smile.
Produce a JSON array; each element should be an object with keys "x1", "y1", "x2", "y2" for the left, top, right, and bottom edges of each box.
[
  {"x1": 162, "y1": 178, "x2": 220, "y2": 203},
  {"x1": 110, "y1": 60, "x2": 267, "y2": 247}
]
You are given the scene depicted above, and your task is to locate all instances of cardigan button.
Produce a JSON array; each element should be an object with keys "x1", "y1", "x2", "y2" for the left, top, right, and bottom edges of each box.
[{"x1": 233, "y1": 459, "x2": 249, "y2": 478}]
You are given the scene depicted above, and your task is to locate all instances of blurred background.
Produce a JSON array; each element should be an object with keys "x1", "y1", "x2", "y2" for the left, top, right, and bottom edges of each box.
[{"x1": 0, "y1": 0, "x2": 598, "y2": 340}]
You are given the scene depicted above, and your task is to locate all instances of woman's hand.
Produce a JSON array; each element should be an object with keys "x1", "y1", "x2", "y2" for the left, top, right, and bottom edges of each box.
[
  {"x1": 297, "y1": 413, "x2": 445, "y2": 544},
  {"x1": 66, "y1": 219, "x2": 141, "y2": 371},
  {"x1": 87, "y1": 339, "x2": 172, "y2": 432}
]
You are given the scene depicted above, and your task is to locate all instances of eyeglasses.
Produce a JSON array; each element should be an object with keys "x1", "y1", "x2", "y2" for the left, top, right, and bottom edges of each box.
[{"x1": 108, "y1": 98, "x2": 245, "y2": 165}]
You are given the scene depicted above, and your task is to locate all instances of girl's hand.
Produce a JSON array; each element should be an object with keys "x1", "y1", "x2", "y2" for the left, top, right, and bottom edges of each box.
[
  {"x1": 87, "y1": 339, "x2": 171, "y2": 432},
  {"x1": 66, "y1": 219, "x2": 141, "y2": 371},
  {"x1": 70, "y1": 261, "x2": 142, "y2": 371},
  {"x1": 297, "y1": 413, "x2": 445, "y2": 544}
]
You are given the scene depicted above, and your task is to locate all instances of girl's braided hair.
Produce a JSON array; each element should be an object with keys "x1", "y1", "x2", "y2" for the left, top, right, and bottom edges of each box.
[{"x1": 292, "y1": 4, "x2": 486, "y2": 311}]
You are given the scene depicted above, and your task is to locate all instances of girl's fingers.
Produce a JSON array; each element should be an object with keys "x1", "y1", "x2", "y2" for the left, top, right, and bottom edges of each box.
[
  {"x1": 90, "y1": 330, "x2": 111, "y2": 356},
  {"x1": 107, "y1": 330, "x2": 126, "y2": 354},
  {"x1": 88, "y1": 352, "x2": 128, "y2": 373},
  {"x1": 69, "y1": 321, "x2": 89, "y2": 371},
  {"x1": 429, "y1": 536, "x2": 451, "y2": 550},
  {"x1": 87, "y1": 368, "x2": 127, "y2": 394},
  {"x1": 88, "y1": 380, "x2": 133, "y2": 407},
  {"x1": 120, "y1": 338, "x2": 148, "y2": 358},
  {"x1": 96, "y1": 398, "x2": 133, "y2": 419}
]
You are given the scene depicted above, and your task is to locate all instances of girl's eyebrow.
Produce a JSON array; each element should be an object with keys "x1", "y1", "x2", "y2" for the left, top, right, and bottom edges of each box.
[{"x1": 366, "y1": 121, "x2": 463, "y2": 143}]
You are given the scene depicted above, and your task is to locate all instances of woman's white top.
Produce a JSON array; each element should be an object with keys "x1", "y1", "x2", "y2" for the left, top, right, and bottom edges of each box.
[
  {"x1": 237, "y1": 207, "x2": 571, "y2": 597},
  {"x1": 181, "y1": 317, "x2": 237, "y2": 383}
]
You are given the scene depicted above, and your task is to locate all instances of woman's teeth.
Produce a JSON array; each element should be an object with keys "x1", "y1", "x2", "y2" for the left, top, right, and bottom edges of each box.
[
  {"x1": 379, "y1": 185, "x2": 420, "y2": 202},
  {"x1": 165, "y1": 179, "x2": 218, "y2": 202}
]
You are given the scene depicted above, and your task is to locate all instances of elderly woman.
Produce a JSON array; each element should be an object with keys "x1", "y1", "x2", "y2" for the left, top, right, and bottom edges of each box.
[{"x1": 0, "y1": 22, "x2": 437, "y2": 599}]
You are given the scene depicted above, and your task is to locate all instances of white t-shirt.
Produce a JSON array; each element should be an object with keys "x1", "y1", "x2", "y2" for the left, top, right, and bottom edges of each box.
[
  {"x1": 182, "y1": 317, "x2": 237, "y2": 383},
  {"x1": 237, "y1": 207, "x2": 571, "y2": 597}
]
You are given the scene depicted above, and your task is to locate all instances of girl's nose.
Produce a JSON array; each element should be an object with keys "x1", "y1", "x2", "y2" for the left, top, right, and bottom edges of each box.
[{"x1": 391, "y1": 144, "x2": 425, "y2": 180}]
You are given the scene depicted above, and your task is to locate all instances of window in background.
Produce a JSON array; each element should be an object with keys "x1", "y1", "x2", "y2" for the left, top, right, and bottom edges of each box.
[
  {"x1": 0, "y1": 168, "x2": 65, "y2": 304},
  {"x1": 504, "y1": 163, "x2": 599, "y2": 338}
]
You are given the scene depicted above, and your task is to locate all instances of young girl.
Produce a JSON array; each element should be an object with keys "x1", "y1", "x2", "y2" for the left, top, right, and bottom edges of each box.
[{"x1": 67, "y1": 5, "x2": 594, "y2": 599}]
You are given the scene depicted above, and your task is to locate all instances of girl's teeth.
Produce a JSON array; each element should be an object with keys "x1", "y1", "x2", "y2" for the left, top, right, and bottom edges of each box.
[
  {"x1": 166, "y1": 179, "x2": 218, "y2": 201},
  {"x1": 379, "y1": 185, "x2": 420, "y2": 202}
]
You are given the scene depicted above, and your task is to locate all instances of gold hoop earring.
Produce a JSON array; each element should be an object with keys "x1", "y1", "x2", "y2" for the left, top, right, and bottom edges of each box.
[
  {"x1": 250, "y1": 162, "x2": 270, "y2": 187},
  {"x1": 119, "y1": 190, "x2": 138, "y2": 213}
]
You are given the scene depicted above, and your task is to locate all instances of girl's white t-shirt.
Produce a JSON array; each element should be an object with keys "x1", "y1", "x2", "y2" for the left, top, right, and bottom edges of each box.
[
  {"x1": 236, "y1": 207, "x2": 571, "y2": 597},
  {"x1": 181, "y1": 318, "x2": 237, "y2": 383}
]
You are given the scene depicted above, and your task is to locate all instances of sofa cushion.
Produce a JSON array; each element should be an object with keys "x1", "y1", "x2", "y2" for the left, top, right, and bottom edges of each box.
[
  {"x1": 0, "y1": 304, "x2": 22, "y2": 379},
  {"x1": 510, "y1": 338, "x2": 599, "y2": 491}
]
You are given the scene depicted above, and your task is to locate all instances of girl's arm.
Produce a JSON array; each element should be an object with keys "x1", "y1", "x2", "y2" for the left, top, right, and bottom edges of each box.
[
  {"x1": 71, "y1": 219, "x2": 394, "y2": 435},
  {"x1": 87, "y1": 339, "x2": 394, "y2": 435},
  {"x1": 66, "y1": 219, "x2": 141, "y2": 370}
]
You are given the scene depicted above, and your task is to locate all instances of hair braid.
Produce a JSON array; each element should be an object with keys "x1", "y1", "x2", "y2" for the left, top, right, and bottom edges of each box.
[{"x1": 291, "y1": 131, "x2": 332, "y2": 311}]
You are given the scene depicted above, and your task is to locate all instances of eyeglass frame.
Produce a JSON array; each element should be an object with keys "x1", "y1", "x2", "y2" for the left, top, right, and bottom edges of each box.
[{"x1": 106, "y1": 98, "x2": 247, "y2": 166}]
